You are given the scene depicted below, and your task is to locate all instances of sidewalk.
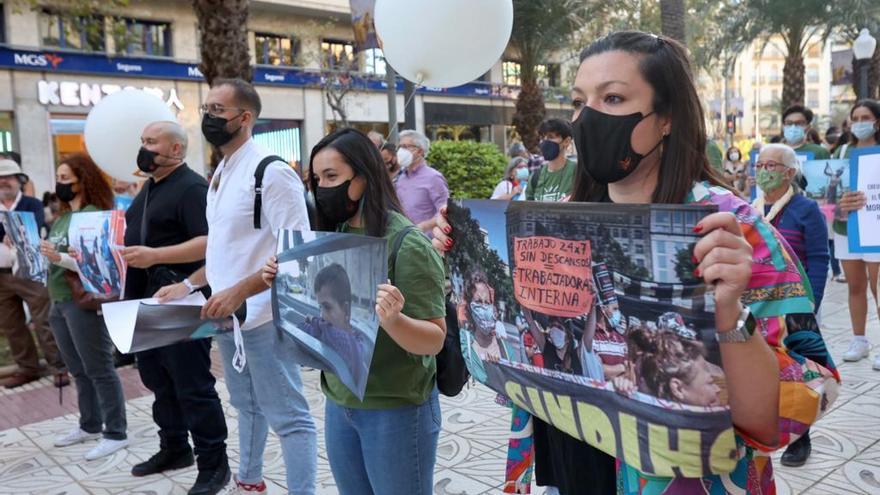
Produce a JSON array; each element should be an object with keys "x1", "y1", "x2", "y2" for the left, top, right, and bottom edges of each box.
[{"x1": 0, "y1": 282, "x2": 878, "y2": 494}]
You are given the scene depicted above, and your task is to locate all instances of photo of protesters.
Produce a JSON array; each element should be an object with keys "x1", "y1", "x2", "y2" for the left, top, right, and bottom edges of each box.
[{"x1": 462, "y1": 270, "x2": 510, "y2": 361}]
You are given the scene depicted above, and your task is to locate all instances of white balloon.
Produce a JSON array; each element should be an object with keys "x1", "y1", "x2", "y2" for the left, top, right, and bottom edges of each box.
[
  {"x1": 84, "y1": 88, "x2": 176, "y2": 181},
  {"x1": 374, "y1": 0, "x2": 513, "y2": 88}
]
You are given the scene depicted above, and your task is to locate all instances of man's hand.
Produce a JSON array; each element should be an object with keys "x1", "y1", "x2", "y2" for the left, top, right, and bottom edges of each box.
[
  {"x1": 202, "y1": 286, "x2": 246, "y2": 320},
  {"x1": 122, "y1": 245, "x2": 159, "y2": 269},
  {"x1": 154, "y1": 282, "x2": 190, "y2": 303}
]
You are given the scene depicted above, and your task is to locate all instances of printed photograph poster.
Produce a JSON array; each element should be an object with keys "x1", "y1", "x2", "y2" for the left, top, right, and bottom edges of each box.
[
  {"x1": 68, "y1": 210, "x2": 127, "y2": 298},
  {"x1": 102, "y1": 293, "x2": 233, "y2": 354},
  {"x1": 272, "y1": 230, "x2": 386, "y2": 400},
  {"x1": 848, "y1": 146, "x2": 880, "y2": 253},
  {"x1": 447, "y1": 199, "x2": 737, "y2": 478},
  {"x1": 0, "y1": 211, "x2": 47, "y2": 283},
  {"x1": 801, "y1": 159, "x2": 850, "y2": 227}
]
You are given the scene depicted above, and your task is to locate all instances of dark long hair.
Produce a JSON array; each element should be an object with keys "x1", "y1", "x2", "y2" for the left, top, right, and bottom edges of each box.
[
  {"x1": 849, "y1": 99, "x2": 880, "y2": 145},
  {"x1": 58, "y1": 153, "x2": 114, "y2": 213},
  {"x1": 308, "y1": 128, "x2": 403, "y2": 238},
  {"x1": 571, "y1": 31, "x2": 729, "y2": 204}
]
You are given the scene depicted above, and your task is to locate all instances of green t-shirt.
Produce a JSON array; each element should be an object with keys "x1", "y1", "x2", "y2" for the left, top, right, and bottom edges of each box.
[
  {"x1": 794, "y1": 142, "x2": 831, "y2": 160},
  {"x1": 322, "y1": 211, "x2": 447, "y2": 409},
  {"x1": 46, "y1": 205, "x2": 98, "y2": 303},
  {"x1": 706, "y1": 140, "x2": 724, "y2": 173},
  {"x1": 526, "y1": 160, "x2": 576, "y2": 202}
]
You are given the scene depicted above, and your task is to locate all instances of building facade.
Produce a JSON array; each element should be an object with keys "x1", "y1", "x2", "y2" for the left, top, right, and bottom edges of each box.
[{"x1": 0, "y1": 0, "x2": 569, "y2": 196}]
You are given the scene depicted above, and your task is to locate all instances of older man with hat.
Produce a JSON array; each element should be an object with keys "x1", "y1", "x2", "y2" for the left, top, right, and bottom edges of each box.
[{"x1": 0, "y1": 158, "x2": 68, "y2": 388}]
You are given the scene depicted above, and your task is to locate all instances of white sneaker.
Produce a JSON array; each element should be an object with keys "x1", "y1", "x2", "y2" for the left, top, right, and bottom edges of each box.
[
  {"x1": 843, "y1": 338, "x2": 870, "y2": 362},
  {"x1": 85, "y1": 438, "x2": 129, "y2": 460},
  {"x1": 873, "y1": 355, "x2": 880, "y2": 371},
  {"x1": 54, "y1": 427, "x2": 101, "y2": 447}
]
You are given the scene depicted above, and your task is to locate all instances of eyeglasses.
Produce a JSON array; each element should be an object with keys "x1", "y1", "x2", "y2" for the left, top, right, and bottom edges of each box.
[
  {"x1": 199, "y1": 103, "x2": 245, "y2": 116},
  {"x1": 399, "y1": 143, "x2": 420, "y2": 151},
  {"x1": 754, "y1": 161, "x2": 787, "y2": 170}
]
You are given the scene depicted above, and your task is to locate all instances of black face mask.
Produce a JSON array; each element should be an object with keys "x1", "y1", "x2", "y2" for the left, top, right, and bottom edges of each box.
[
  {"x1": 201, "y1": 112, "x2": 242, "y2": 147},
  {"x1": 315, "y1": 180, "x2": 360, "y2": 226},
  {"x1": 136, "y1": 147, "x2": 178, "y2": 174},
  {"x1": 539, "y1": 140, "x2": 562, "y2": 161},
  {"x1": 55, "y1": 182, "x2": 76, "y2": 202},
  {"x1": 572, "y1": 106, "x2": 663, "y2": 185}
]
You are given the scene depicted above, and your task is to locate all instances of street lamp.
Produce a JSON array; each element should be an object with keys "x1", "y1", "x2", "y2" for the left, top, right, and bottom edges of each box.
[{"x1": 853, "y1": 28, "x2": 877, "y2": 100}]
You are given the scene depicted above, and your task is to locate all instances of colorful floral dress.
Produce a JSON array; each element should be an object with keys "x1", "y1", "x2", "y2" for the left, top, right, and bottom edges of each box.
[{"x1": 617, "y1": 182, "x2": 840, "y2": 495}]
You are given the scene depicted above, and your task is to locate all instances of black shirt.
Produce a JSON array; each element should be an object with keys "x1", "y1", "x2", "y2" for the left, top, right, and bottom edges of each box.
[{"x1": 124, "y1": 164, "x2": 209, "y2": 299}]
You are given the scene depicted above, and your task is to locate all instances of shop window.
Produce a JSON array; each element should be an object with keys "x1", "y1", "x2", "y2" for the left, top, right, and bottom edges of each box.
[
  {"x1": 806, "y1": 65, "x2": 820, "y2": 83},
  {"x1": 0, "y1": 112, "x2": 13, "y2": 154},
  {"x1": 49, "y1": 116, "x2": 87, "y2": 167},
  {"x1": 255, "y1": 32, "x2": 299, "y2": 66},
  {"x1": 321, "y1": 39, "x2": 355, "y2": 70},
  {"x1": 40, "y1": 10, "x2": 105, "y2": 52},
  {"x1": 253, "y1": 120, "x2": 302, "y2": 169},
  {"x1": 364, "y1": 48, "x2": 386, "y2": 76},
  {"x1": 536, "y1": 63, "x2": 561, "y2": 87},
  {"x1": 112, "y1": 18, "x2": 172, "y2": 57}
]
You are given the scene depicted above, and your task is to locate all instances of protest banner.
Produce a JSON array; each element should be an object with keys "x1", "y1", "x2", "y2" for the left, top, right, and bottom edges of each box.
[
  {"x1": 0, "y1": 211, "x2": 47, "y2": 283},
  {"x1": 848, "y1": 146, "x2": 880, "y2": 253},
  {"x1": 448, "y1": 199, "x2": 737, "y2": 477},
  {"x1": 102, "y1": 292, "x2": 233, "y2": 354},
  {"x1": 272, "y1": 230, "x2": 386, "y2": 400},
  {"x1": 68, "y1": 210, "x2": 127, "y2": 298}
]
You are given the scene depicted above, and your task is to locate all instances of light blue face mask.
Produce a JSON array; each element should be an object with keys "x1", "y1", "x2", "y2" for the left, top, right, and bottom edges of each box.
[
  {"x1": 783, "y1": 125, "x2": 806, "y2": 145},
  {"x1": 609, "y1": 310, "x2": 623, "y2": 331},
  {"x1": 852, "y1": 121, "x2": 877, "y2": 141},
  {"x1": 469, "y1": 302, "x2": 496, "y2": 334},
  {"x1": 515, "y1": 167, "x2": 530, "y2": 181}
]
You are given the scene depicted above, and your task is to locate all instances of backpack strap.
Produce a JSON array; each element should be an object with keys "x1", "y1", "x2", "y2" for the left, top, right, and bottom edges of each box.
[
  {"x1": 253, "y1": 155, "x2": 286, "y2": 229},
  {"x1": 389, "y1": 225, "x2": 418, "y2": 284}
]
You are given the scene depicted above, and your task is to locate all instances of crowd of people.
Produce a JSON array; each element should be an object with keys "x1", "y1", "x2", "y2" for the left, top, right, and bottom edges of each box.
[{"x1": 0, "y1": 28, "x2": 876, "y2": 495}]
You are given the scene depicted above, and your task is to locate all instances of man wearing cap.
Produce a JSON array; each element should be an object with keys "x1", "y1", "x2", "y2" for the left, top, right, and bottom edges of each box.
[{"x1": 0, "y1": 158, "x2": 68, "y2": 388}]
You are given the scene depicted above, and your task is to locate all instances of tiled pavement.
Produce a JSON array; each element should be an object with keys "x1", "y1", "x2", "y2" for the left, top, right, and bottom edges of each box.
[{"x1": 1, "y1": 282, "x2": 879, "y2": 494}]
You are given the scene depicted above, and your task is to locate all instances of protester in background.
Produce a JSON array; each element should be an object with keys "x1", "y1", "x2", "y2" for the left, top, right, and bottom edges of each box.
[
  {"x1": 824, "y1": 125, "x2": 841, "y2": 152},
  {"x1": 367, "y1": 130, "x2": 385, "y2": 149},
  {"x1": 807, "y1": 128, "x2": 822, "y2": 146},
  {"x1": 526, "y1": 119, "x2": 576, "y2": 202},
  {"x1": 491, "y1": 157, "x2": 529, "y2": 200},
  {"x1": 782, "y1": 105, "x2": 831, "y2": 159},
  {"x1": 155, "y1": 79, "x2": 316, "y2": 495},
  {"x1": 123, "y1": 121, "x2": 229, "y2": 494},
  {"x1": 509, "y1": 142, "x2": 544, "y2": 174},
  {"x1": 752, "y1": 143, "x2": 830, "y2": 468},
  {"x1": 836, "y1": 100, "x2": 880, "y2": 367},
  {"x1": 722, "y1": 146, "x2": 749, "y2": 197},
  {"x1": 0, "y1": 152, "x2": 35, "y2": 198},
  {"x1": 395, "y1": 130, "x2": 449, "y2": 235},
  {"x1": 433, "y1": 31, "x2": 839, "y2": 494},
  {"x1": 262, "y1": 128, "x2": 446, "y2": 495},
  {"x1": 380, "y1": 142, "x2": 401, "y2": 184},
  {"x1": 462, "y1": 271, "x2": 509, "y2": 372},
  {"x1": 38, "y1": 153, "x2": 128, "y2": 461},
  {"x1": 0, "y1": 159, "x2": 68, "y2": 389}
]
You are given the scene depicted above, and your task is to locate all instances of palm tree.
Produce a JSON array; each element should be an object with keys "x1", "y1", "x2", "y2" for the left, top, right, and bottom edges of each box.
[
  {"x1": 192, "y1": 0, "x2": 252, "y2": 85},
  {"x1": 509, "y1": 0, "x2": 588, "y2": 151},
  {"x1": 711, "y1": 0, "x2": 878, "y2": 111},
  {"x1": 660, "y1": 0, "x2": 686, "y2": 44}
]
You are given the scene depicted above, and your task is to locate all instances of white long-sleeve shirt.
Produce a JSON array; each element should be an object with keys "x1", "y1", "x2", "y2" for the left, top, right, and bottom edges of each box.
[{"x1": 206, "y1": 139, "x2": 308, "y2": 330}]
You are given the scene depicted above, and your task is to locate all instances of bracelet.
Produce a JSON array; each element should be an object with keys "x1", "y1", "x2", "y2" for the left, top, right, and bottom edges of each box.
[{"x1": 182, "y1": 278, "x2": 199, "y2": 292}]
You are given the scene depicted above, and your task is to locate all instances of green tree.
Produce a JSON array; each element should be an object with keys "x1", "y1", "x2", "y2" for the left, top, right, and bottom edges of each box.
[
  {"x1": 595, "y1": 226, "x2": 649, "y2": 279},
  {"x1": 509, "y1": 0, "x2": 588, "y2": 151},
  {"x1": 710, "y1": 0, "x2": 877, "y2": 111},
  {"x1": 674, "y1": 243, "x2": 699, "y2": 284},
  {"x1": 428, "y1": 141, "x2": 507, "y2": 200}
]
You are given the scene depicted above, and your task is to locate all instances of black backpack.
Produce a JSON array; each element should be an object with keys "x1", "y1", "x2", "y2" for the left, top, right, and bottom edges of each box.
[
  {"x1": 390, "y1": 225, "x2": 469, "y2": 397},
  {"x1": 253, "y1": 155, "x2": 316, "y2": 229}
]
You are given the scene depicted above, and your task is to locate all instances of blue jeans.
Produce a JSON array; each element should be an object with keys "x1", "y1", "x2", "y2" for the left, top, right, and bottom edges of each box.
[
  {"x1": 216, "y1": 322, "x2": 316, "y2": 494},
  {"x1": 325, "y1": 388, "x2": 441, "y2": 495}
]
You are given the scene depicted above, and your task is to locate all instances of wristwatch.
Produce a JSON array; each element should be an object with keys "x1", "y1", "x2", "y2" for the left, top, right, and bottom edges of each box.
[
  {"x1": 182, "y1": 278, "x2": 199, "y2": 292},
  {"x1": 715, "y1": 306, "x2": 755, "y2": 344}
]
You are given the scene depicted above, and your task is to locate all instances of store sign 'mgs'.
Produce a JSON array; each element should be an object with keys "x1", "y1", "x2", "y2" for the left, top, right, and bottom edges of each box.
[{"x1": 37, "y1": 80, "x2": 184, "y2": 110}]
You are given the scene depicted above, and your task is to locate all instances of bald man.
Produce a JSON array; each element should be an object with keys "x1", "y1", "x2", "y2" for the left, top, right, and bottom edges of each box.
[{"x1": 123, "y1": 121, "x2": 229, "y2": 492}]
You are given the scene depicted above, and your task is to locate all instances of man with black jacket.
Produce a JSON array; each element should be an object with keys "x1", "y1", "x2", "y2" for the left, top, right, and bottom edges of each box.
[
  {"x1": 123, "y1": 121, "x2": 229, "y2": 495},
  {"x1": 0, "y1": 158, "x2": 68, "y2": 388}
]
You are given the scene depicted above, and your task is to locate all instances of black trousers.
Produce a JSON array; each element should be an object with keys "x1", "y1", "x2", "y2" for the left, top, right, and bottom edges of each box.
[
  {"x1": 534, "y1": 417, "x2": 617, "y2": 495},
  {"x1": 136, "y1": 339, "x2": 227, "y2": 469}
]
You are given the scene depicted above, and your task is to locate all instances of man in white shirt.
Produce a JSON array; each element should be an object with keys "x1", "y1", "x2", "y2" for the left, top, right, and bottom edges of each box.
[{"x1": 155, "y1": 79, "x2": 316, "y2": 495}]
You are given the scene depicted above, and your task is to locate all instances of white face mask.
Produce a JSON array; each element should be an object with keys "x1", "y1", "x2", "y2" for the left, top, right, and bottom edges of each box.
[
  {"x1": 397, "y1": 148, "x2": 414, "y2": 170},
  {"x1": 549, "y1": 327, "x2": 566, "y2": 349}
]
